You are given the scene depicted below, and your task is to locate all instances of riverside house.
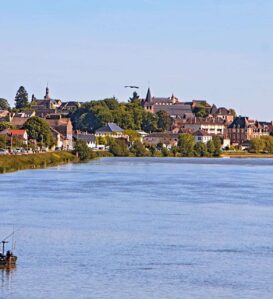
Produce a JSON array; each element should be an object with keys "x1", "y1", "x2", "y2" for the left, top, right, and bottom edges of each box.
[
  {"x1": 95, "y1": 123, "x2": 128, "y2": 140},
  {"x1": 45, "y1": 115, "x2": 73, "y2": 150},
  {"x1": 0, "y1": 129, "x2": 28, "y2": 144},
  {"x1": 74, "y1": 132, "x2": 96, "y2": 149},
  {"x1": 193, "y1": 130, "x2": 212, "y2": 144},
  {"x1": 143, "y1": 132, "x2": 179, "y2": 148}
]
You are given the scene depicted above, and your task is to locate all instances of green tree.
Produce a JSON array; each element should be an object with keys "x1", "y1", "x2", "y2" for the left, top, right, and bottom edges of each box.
[
  {"x1": 195, "y1": 108, "x2": 207, "y2": 118},
  {"x1": 0, "y1": 122, "x2": 15, "y2": 132},
  {"x1": 15, "y1": 86, "x2": 29, "y2": 109},
  {"x1": 250, "y1": 137, "x2": 265, "y2": 153},
  {"x1": 171, "y1": 146, "x2": 178, "y2": 157},
  {"x1": 161, "y1": 147, "x2": 169, "y2": 157},
  {"x1": 24, "y1": 117, "x2": 54, "y2": 147},
  {"x1": 124, "y1": 130, "x2": 141, "y2": 143},
  {"x1": 262, "y1": 136, "x2": 273, "y2": 153},
  {"x1": 109, "y1": 139, "x2": 129, "y2": 156},
  {"x1": 130, "y1": 141, "x2": 146, "y2": 157},
  {"x1": 178, "y1": 133, "x2": 195, "y2": 156},
  {"x1": 129, "y1": 91, "x2": 140, "y2": 104},
  {"x1": 149, "y1": 145, "x2": 156, "y2": 157},
  {"x1": 207, "y1": 140, "x2": 215, "y2": 156},
  {"x1": 0, "y1": 135, "x2": 7, "y2": 148},
  {"x1": 0, "y1": 98, "x2": 10, "y2": 110},
  {"x1": 194, "y1": 142, "x2": 207, "y2": 157},
  {"x1": 212, "y1": 136, "x2": 222, "y2": 156},
  {"x1": 142, "y1": 112, "x2": 158, "y2": 133},
  {"x1": 73, "y1": 140, "x2": 90, "y2": 161},
  {"x1": 156, "y1": 110, "x2": 172, "y2": 131}
]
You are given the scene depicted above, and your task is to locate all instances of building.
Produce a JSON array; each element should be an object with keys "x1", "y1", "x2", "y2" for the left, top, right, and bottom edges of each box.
[
  {"x1": 143, "y1": 132, "x2": 179, "y2": 147},
  {"x1": 74, "y1": 132, "x2": 96, "y2": 149},
  {"x1": 193, "y1": 130, "x2": 212, "y2": 144},
  {"x1": 0, "y1": 129, "x2": 28, "y2": 144},
  {"x1": 31, "y1": 87, "x2": 62, "y2": 117},
  {"x1": 210, "y1": 105, "x2": 234, "y2": 123},
  {"x1": 176, "y1": 117, "x2": 226, "y2": 136},
  {"x1": 95, "y1": 123, "x2": 126, "y2": 138},
  {"x1": 227, "y1": 116, "x2": 269, "y2": 145},
  {"x1": 142, "y1": 88, "x2": 194, "y2": 118},
  {"x1": 59, "y1": 101, "x2": 81, "y2": 114},
  {"x1": 45, "y1": 115, "x2": 73, "y2": 149}
]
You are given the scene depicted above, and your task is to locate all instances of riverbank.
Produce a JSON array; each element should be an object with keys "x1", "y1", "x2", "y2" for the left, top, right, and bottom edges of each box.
[
  {"x1": 0, "y1": 152, "x2": 78, "y2": 174},
  {"x1": 221, "y1": 152, "x2": 273, "y2": 158},
  {"x1": 0, "y1": 150, "x2": 113, "y2": 174}
]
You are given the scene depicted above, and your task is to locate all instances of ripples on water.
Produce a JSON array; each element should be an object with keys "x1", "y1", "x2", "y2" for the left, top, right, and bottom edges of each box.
[{"x1": 1, "y1": 158, "x2": 273, "y2": 299}]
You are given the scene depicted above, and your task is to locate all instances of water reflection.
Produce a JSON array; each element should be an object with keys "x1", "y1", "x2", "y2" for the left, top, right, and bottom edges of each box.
[{"x1": 1, "y1": 268, "x2": 16, "y2": 290}]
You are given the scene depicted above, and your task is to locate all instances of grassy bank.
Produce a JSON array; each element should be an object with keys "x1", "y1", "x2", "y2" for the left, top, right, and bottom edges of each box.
[
  {"x1": 221, "y1": 152, "x2": 273, "y2": 158},
  {"x1": 0, "y1": 152, "x2": 78, "y2": 174},
  {"x1": 0, "y1": 150, "x2": 113, "y2": 174}
]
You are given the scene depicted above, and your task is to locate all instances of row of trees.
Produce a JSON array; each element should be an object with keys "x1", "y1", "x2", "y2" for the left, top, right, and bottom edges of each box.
[{"x1": 71, "y1": 97, "x2": 172, "y2": 133}]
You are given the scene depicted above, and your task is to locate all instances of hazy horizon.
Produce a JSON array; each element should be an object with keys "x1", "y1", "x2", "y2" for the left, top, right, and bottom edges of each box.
[{"x1": 1, "y1": 0, "x2": 273, "y2": 121}]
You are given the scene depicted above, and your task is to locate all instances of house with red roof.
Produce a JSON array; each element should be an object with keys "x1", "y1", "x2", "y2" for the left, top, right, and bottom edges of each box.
[{"x1": 0, "y1": 129, "x2": 28, "y2": 144}]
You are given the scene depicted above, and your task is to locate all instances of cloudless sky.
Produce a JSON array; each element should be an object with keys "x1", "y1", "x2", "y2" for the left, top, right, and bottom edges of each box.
[{"x1": 1, "y1": 0, "x2": 273, "y2": 120}]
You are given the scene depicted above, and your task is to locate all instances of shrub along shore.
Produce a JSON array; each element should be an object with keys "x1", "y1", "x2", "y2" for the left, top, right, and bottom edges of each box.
[
  {"x1": 0, "y1": 152, "x2": 78, "y2": 174},
  {"x1": 1, "y1": 146, "x2": 273, "y2": 175},
  {"x1": 0, "y1": 149, "x2": 113, "y2": 174}
]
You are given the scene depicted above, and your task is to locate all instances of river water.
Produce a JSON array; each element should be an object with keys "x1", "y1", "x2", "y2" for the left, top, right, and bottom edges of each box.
[{"x1": 1, "y1": 157, "x2": 273, "y2": 299}]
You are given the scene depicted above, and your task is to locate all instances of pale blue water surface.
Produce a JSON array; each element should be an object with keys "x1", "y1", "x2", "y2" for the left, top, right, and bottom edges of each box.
[{"x1": 1, "y1": 157, "x2": 273, "y2": 299}]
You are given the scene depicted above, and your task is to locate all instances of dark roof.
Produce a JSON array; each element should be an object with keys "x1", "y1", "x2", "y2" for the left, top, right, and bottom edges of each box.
[
  {"x1": 210, "y1": 104, "x2": 218, "y2": 115},
  {"x1": 151, "y1": 103, "x2": 192, "y2": 117},
  {"x1": 228, "y1": 116, "x2": 249, "y2": 129},
  {"x1": 74, "y1": 133, "x2": 96, "y2": 143},
  {"x1": 96, "y1": 123, "x2": 123, "y2": 133}
]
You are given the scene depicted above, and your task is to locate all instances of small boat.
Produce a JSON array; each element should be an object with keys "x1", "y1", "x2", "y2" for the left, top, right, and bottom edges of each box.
[{"x1": 0, "y1": 232, "x2": 18, "y2": 269}]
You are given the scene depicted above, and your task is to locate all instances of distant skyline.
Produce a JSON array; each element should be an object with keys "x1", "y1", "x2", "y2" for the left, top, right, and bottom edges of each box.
[{"x1": 1, "y1": 0, "x2": 273, "y2": 120}]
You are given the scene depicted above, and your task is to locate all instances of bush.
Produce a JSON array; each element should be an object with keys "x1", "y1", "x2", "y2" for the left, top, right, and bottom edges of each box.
[
  {"x1": 109, "y1": 139, "x2": 129, "y2": 156},
  {"x1": 73, "y1": 140, "x2": 90, "y2": 161}
]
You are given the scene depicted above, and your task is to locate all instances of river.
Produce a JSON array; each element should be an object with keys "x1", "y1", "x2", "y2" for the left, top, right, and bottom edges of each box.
[{"x1": 1, "y1": 157, "x2": 273, "y2": 299}]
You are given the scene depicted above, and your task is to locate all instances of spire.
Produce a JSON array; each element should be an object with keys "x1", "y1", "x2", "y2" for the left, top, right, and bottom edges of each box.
[
  {"x1": 45, "y1": 84, "x2": 49, "y2": 99},
  {"x1": 145, "y1": 88, "x2": 152, "y2": 103}
]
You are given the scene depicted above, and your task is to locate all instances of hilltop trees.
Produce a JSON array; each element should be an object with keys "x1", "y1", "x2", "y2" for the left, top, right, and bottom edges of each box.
[
  {"x1": 15, "y1": 86, "x2": 29, "y2": 109},
  {"x1": 71, "y1": 97, "x2": 173, "y2": 134}
]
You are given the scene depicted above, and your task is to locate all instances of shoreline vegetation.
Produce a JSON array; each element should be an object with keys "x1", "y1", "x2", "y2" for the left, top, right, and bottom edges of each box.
[
  {"x1": 1, "y1": 147, "x2": 273, "y2": 175},
  {"x1": 0, "y1": 150, "x2": 112, "y2": 174}
]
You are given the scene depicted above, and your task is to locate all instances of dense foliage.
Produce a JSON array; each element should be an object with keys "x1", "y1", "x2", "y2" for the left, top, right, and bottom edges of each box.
[
  {"x1": 109, "y1": 139, "x2": 130, "y2": 157},
  {"x1": 0, "y1": 122, "x2": 15, "y2": 131},
  {"x1": 71, "y1": 97, "x2": 172, "y2": 133},
  {"x1": 73, "y1": 140, "x2": 90, "y2": 161},
  {"x1": 250, "y1": 136, "x2": 273, "y2": 153},
  {"x1": 0, "y1": 98, "x2": 10, "y2": 110},
  {"x1": 24, "y1": 117, "x2": 54, "y2": 147}
]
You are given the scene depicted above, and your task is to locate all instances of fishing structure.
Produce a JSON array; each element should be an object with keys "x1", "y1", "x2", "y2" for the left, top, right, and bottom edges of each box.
[{"x1": 0, "y1": 231, "x2": 17, "y2": 269}]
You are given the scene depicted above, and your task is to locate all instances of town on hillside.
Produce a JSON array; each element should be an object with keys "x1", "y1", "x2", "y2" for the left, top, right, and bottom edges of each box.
[{"x1": 0, "y1": 86, "x2": 272, "y2": 156}]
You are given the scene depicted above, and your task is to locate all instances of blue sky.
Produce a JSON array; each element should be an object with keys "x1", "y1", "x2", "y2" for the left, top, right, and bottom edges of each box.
[{"x1": 1, "y1": 0, "x2": 273, "y2": 120}]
